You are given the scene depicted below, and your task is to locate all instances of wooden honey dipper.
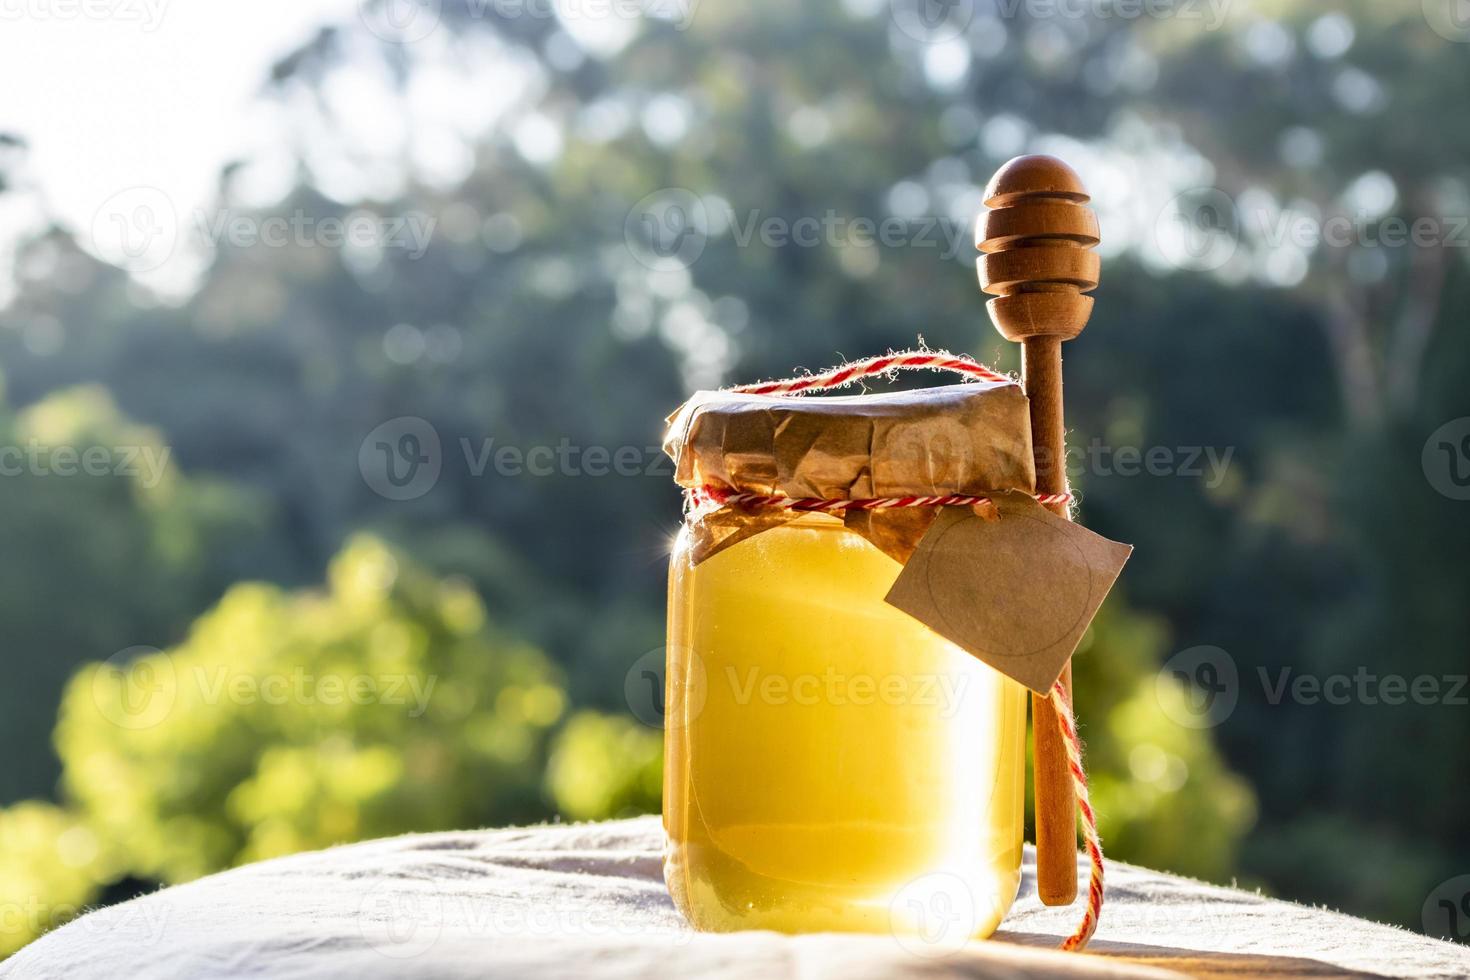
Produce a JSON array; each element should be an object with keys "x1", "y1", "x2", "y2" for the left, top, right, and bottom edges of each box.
[{"x1": 976, "y1": 154, "x2": 1101, "y2": 907}]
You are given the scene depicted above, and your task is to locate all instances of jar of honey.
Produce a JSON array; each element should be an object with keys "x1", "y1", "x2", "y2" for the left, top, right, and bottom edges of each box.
[{"x1": 661, "y1": 378, "x2": 1038, "y2": 938}]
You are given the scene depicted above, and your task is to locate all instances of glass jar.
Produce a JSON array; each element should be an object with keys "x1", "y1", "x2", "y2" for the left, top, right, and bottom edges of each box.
[{"x1": 664, "y1": 511, "x2": 1028, "y2": 938}]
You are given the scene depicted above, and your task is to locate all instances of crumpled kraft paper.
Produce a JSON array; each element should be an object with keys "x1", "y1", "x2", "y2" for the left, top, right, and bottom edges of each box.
[{"x1": 665, "y1": 382, "x2": 1036, "y2": 563}]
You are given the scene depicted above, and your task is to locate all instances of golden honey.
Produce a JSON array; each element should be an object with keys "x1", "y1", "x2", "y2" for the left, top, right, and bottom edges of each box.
[{"x1": 664, "y1": 513, "x2": 1027, "y2": 937}]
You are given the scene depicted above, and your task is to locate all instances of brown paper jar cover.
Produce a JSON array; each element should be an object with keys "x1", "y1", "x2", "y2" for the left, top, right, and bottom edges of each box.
[{"x1": 664, "y1": 382, "x2": 1036, "y2": 563}]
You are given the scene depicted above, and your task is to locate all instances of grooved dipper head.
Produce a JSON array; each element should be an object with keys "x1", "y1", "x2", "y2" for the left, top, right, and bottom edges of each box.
[{"x1": 976, "y1": 155, "x2": 1100, "y2": 344}]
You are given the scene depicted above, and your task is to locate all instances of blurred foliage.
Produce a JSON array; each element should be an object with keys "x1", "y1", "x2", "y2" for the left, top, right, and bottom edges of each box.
[
  {"x1": 1067, "y1": 601, "x2": 1255, "y2": 882},
  {"x1": 546, "y1": 712, "x2": 663, "y2": 821},
  {"x1": 0, "y1": 381, "x2": 274, "y2": 804},
  {"x1": 57, "y1": 536, "x2": 565, "y2": 883},
  {"x1": 0, "y1": 802, "x2": 112, "y2": 958},
  {"x1": 0, "y1": 0, "x2": 1468, "y2": 959}
]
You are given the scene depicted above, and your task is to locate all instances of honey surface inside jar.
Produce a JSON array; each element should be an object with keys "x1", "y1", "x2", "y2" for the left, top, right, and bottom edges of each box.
[{"x1": 664, "y1": 514, "x2": 1026, "y2": 937}]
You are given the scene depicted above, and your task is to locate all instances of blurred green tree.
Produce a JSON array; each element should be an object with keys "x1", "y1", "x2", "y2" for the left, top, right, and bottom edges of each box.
[
  {"x1": 0, "y1": 802, "x2": 113, "y2": 958},
  {"x1": 0, "y1": 377, "x2": 275, "y2": 804},
  {"x1": 546, "y1": 712, "x2": 663, "y2": 821},
  {"x1": 56, "y1": 536, "x2": 566, "y2": 884},
  {"x1": 1069, "y1": 599, "x2": 1255, "y2": 881}
]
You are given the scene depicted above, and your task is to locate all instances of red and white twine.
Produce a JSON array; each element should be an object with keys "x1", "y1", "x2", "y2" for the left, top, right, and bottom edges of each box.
[
  {"x1": 1050, "y1": 677, "x2": 1104, "y2": 951},
  {"x1": 695, "y1": 486, "x2": 1073, "y2": 515},
  {"x1": 729, "y1": 349, "x2": 1013, "y2": 396},
  {"x1": 705, "y1": 350, "x2": 1104, "y2": 952}
]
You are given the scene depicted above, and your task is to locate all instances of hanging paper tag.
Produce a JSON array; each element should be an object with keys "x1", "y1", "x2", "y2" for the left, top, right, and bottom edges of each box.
[{"x1": 884, "y1": 492, "x2": 1132, "y2": 694}]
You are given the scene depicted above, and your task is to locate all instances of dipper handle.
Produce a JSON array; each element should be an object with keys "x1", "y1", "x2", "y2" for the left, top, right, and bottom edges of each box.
[{"x1": 976, "y1": 154, "x2": 1100, "y2": 908}]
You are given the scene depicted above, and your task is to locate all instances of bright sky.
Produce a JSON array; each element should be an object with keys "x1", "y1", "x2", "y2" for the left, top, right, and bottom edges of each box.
[
  {"x1": 0, "y1": 0, "x2": 360, "y2": 276},
  {"x1": 0, "y1": 2, "x2": 1286, "y2": 304}
]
